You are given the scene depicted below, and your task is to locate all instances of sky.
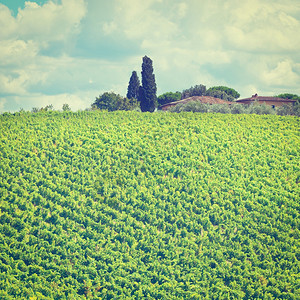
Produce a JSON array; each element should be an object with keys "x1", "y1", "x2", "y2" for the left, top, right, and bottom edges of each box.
[{"x1": 0, "y1": 0, "x2": 300, "y2": 112}]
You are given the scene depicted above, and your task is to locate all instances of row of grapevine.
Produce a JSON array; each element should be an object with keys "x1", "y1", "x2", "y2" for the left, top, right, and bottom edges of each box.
[{"x1": 0, "y1": 110, "x2": 299, "y2": 299}]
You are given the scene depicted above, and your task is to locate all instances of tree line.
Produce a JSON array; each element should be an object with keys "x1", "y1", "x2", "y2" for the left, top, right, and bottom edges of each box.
[
  {"x1": 91, "y1": 56, "x2": 300, "y2": 114},
  {"x1": 93, "y1": 56, "x2": 157, "y2": 112},
  {"x1": 4, "y1": 55, "x2": 299, "y2": 115}
]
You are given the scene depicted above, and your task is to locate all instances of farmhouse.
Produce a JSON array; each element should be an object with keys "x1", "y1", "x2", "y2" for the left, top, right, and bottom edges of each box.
[
  {"x1": 235, "y1": 94, "x2": 296, "y2": 107},
  {"x1": 161, "y1": 96, "x2": 233, "y2": 111}
]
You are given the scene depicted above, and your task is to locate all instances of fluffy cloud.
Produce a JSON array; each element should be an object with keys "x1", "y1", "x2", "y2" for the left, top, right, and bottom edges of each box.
[
  {"x1": 0, "y1": 0, "x2": 88, "y2": 110},
  {"x1": 224, "y1": 1, "x2": 300, "y2": 52},
  {"x1": 0, "y1": 99, "x2": 6, "y2": 112},
  {"x1": 80, "y1": 0, "x2": 300, "y2": 97},
  {"x1": 0, "y1": 91, "x2": 92, "y2": 113},
  {"x1": 0, "y1": 39, "x2": 39, "y2": 67},
  {"x1": 17, "y1": 0, "x2": 87, "y2": 43},
  {"x1": 1, "y1": 0, "x2": 300, "y2": 112},
  {"x1": 105, "y1": 0, "x2": 179, "y2": 41},
  {"x1": 262, "y1": 60, "x2": 300, "y2": 87},
  {"x1": 0, "y1": 4, "x2": 17, "y2": 39},
  {"x1": 101, "y1": 1, "x2": 300, "y2": 84},
  {"x1": 15, "y1": 92, "x2": 91, "y2": 111},
  {"x1": 0, "y1": 72, "x2": 28, "y2": 95}
]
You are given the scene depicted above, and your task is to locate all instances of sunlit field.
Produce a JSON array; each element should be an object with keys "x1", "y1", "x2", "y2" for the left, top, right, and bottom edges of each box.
[{"x1": 0, "y1": 111, "x2": 299, "y2": 299}]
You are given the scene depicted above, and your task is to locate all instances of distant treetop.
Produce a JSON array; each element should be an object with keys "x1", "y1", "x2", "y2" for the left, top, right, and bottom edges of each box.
[
  {"x1": 206, "y1": 86, "x2": 240, "y2": 101},
  {"x1": 275, "y1": 93, "x2": 300, "y2": 103},
  {"x1": 181, "y1": 84, "x2": 206, "y2": 99}
]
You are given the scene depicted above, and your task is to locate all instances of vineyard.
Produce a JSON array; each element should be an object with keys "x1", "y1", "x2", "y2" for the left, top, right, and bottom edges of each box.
[{"x1": 0, "y1": 111, "x2": 299, "y2": 299}]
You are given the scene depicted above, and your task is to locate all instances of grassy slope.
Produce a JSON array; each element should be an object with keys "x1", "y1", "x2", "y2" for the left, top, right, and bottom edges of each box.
[{"x1": 0, "y1": 111, "x2": 299, "y2": 299}]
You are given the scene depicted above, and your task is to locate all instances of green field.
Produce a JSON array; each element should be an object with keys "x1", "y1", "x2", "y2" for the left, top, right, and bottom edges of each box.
[{"x1": 0, "y1": 111, "x2": 299, "y2": 299}]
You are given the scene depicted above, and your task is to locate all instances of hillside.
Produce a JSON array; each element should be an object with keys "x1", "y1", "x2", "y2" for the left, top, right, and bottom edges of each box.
[{"x1": 0, "y1": 111, "x2": 299, "y2": 299}]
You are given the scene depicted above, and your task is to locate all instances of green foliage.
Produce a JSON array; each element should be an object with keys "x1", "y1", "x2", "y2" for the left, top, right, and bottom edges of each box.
[
  {"x1": 206, "y1": 86, "x2": 240, "y2": 101},
  {"x1": 31, "y1": 107, "x2": 40, "y2": 113},
  {"x1": 31, "y1": 105, "x2": 54, "y2": 113},
  {"x1": 92, "y1": 92, "x2": 138, "y2": 111},
  {"x1": 157, "y1": 91, "x2": 181, "y2": 106},
  {"x1": 62, "y1": 103, "x2": 71, "y2": 112},
  {"x1": 230, "y1": 103, "x2": 247, "y2": 114},
  {"x1": 0, "y1": 111, "x2": 299, "y2": 298},
  {"x1": 247, "y1": 102, "x2": 276, "y2": 115},
  {"x1": 275, "y1": 93, "x2": 300, "y2": 103},
  {"x1": 276, "y1": 103, "x2": 300, "y2": 117},
  {"x1": 139, "y1": 56, "x2": 157, "y2": 112},
  {"x1": 127, "y1": 71, "x2": 140, "y2": 100},
  {"x1": 181, "y1": 84, "x2": 206, "y2": 99},
  {"x1": 169, "y1": 100, "x2": 209, "y2": 113},
  {"x1": 168, "y1": 100, "x2": 299, "y2": 116},
  {"x1": 209, "y1": 103, "x2": 231, "y2": 114},
  {"x1": 206, "y1": 89, "x2": 233, "y2": 101}
]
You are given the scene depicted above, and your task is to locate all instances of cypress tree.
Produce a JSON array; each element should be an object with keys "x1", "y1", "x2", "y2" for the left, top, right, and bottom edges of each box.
[
  {"x1": 139, "y1": 56, "x2": 157, "y2": 112},
  {"x1": 126, "y1": 71, "x2": 140, "y2": 100}
]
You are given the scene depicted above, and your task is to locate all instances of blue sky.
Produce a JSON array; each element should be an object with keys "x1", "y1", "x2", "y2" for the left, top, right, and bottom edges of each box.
[{"x1": 0, "y1": 0, "x2": 300, "y2": 112}]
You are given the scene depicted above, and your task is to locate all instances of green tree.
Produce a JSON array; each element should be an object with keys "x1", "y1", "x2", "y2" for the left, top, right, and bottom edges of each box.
[
  {"x1": 206, "y1": 86, "x2": 240, "y2": 101},
  {"x1": 275, "y1": 93, "x2": 300, "y2": 103},
  {"x1": 62, "y1": 104, "x2": 71, "y2": 111},
  {"x1": 181, "y1": 84, "x2": 206, "y2": 99},
  {"x1": 157, "y1": 92, "x2": 181, "y2": 106},
  {"x1": 31, "y1": 104, "x2": 55, "y2": 113},
  {"x1": 43, "y1": 104, "x2": 54, "y2": 111},
  {"x1": 205, "y1": 89, "x2": 232, "y2": 101},
  {"x1": 92, "y1": 92, "x2": 138, "y2": 111},
  {"x1": 32, "y1": 107, "x2": 40, "y2": 113},
  {"x1": 139, "y1": 56, "x2": 157, "y2": 112},
  {"x1": 127, "y1": 71, "x2": 140, "y2": 100}
]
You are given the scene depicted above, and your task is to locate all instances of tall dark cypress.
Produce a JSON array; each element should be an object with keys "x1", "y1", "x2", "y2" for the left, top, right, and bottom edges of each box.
[
  {"x1": 139, "y1": 56, "x2": 157, "y2": 112},
  {"x1": 126, "y1": 71, "x2": 140, "y2": 100}
]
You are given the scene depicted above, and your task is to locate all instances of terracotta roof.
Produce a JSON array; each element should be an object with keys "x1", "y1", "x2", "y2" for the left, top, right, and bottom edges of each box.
[
  {"x1": 235, "y1": 95, "x2": 296, "y2": 103},
  {"x1": 161, "y1": 96, "x2": 233, "y2": 109}
]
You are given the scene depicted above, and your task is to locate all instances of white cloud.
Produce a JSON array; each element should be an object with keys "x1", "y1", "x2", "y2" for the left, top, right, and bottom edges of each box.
[
  {"x1": 0, "y1": 39, "x2": 39, "y2": 66},
  {"x1": 0, "y1": 72, "x2": 27, "y2": 95},
  {"x1": 1, "y1": 0, "x2": 300, "y2": 112},
  {"x1": 241, "y1": 85, "x2": 260, "y2": 98},
  {"x1": 224, "y1": 0, "x2": 300, "y2": 52},
  {"x1": 102, "y1": 21, "x2": 117, "y2": 35},
  {"x1": 0, "y1": 0, "x2": 88, "y2": 98},
  {"x1": 12, "y1": 91, "x2": 93, "y2": 112},
  {"x1": 0, "y1": 98, "x2": 6, "y2": 112},
  {"x1": 17, "y1": 0, "x2": 87, "y2": 43},
  {"x1": 108, "y1": 0, "x2": 179, "y2": 41},
  {"x1": 262, "y1": 60, "x2": 300, "y2": 87},
  {"x1": 176, "y1": 2, "x2": 187, "y2": 19},
  {"x1": 0, "y1": 4, "x2": 17, "y2": 39}
]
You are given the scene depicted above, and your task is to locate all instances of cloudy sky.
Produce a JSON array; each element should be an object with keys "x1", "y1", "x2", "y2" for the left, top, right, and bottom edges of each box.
[{"x1": 0, "y1": 0, "x2": 300, "y2": 112}]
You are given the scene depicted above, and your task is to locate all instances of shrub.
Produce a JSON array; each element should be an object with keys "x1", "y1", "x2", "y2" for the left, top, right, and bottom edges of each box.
[
  {"x1": 276, "y1": 103, "x2": 300, "y2": 116},
  {"x1": 293, "y1": 103, "x2": 300, "y2": 116},
  {"x1": 169, "y1": 101, "x2": 209, "y2": 113},
  {"x1": 208, "y1": 104, "x2": 231, "y2": 114},
  {"x1": 191, "y1": 102, "x2": 209, "y2": 112},
  {"x1": 247, "y1": 102, "x2": 275, "y2": 115},
  {"x1": 169, "y1": 103, "x2": 185, "y2": 113},
  {"x1": 230, "y1": 103, "x2": 247, "y2": 114}
]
